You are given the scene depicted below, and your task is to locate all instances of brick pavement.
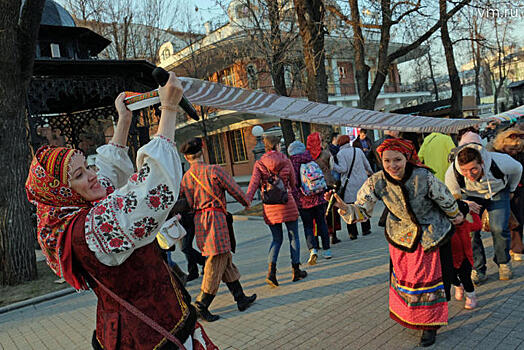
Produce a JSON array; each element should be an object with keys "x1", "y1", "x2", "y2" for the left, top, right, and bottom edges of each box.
[{"x1": 1, "y1": 207, "x2": 524, "y2": 350}]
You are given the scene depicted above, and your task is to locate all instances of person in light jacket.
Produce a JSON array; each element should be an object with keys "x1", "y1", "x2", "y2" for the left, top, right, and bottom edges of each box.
[
  {"x1": 331, "y1": 135, "x2": 373, "y2": 239},
  {"x1": 246, "y1": 135, "x2": 307, "y2": 288},
  {"x1": 444, "y1": 132, "x2": 523, "y2": 283}
]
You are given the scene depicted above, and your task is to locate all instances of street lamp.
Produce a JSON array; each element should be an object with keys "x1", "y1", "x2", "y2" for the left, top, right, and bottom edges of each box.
[{"x1": 252, "y1": 125, "x2": 265, "y2": 160}]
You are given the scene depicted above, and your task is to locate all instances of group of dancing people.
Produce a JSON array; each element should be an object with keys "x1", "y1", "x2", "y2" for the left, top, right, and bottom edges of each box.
[{"x1": 25, "y1": 71, "x2": 523, "y2": 349}]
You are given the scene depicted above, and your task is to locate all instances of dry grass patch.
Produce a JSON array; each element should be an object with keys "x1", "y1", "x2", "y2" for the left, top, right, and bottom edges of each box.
[{"x1": 0, "y1": 260, "x2": 71, "y2": 307}]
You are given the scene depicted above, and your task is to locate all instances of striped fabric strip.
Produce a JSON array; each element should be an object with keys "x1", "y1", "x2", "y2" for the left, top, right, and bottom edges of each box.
[
  {"x1": 179, "y1": 78, "x2": 484, "y2": 134},
  {"x1": 391, "y1": 269, "x2": 444, "y2": 295}
]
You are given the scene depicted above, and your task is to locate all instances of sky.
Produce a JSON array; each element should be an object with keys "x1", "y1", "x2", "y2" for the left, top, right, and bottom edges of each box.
[
  {"x1": 54, "y1": 0, "x2": 224, "y2": 28},
  {"x1": 54, "y1": 0, "x2": 522, "y2": 84}
]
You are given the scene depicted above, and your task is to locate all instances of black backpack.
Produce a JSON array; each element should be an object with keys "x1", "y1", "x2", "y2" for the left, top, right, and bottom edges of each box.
[{"x1": 258, "y1": 162, "x2": 288, "y2": 205}]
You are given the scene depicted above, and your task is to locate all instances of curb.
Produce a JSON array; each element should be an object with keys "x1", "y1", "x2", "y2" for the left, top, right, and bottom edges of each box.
[
  {"x1": 232, "y1": 215, "x2": 264, "y2": 221},
  {"x1": 0, "y1": 287, "x2": 76, "y2": 315}
]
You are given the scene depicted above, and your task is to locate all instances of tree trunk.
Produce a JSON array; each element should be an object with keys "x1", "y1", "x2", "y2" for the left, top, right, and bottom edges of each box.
[
  {"x1": 427, "y1": 52, "x2": 439, "y2": 100},
  {"x1": 267, "y1": 0, "x2": 295, "y2": 148},
  {"x1": 329, "y1": 0, "x2": 470, "y2": 112},
  {"x1": 294, "y1": 0, "x2": 331, "y2": 140},
  {"x1": 439, "y1": 0, "x2": 462, "y2": 118},
  {"x1": 0, "y1": 0, "x2": 46, "y2": 285},
  {"x1": 294, "y1": 0, "x2": 328, "y2": 104},
  {"x1": 347, "y1": 0, "x2": 371, "y2": 109},
  {"x1": 471, "y1": 19, "x2": 481, "y2": 106},
  {"x1": 493, "y1": 81, "x2": 501, "y2": 114}
]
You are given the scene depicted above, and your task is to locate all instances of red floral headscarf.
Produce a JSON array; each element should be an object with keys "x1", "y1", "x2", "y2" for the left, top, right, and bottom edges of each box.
[
  {"x1": 376, "y1": 137, "x2": 428, "y2": 169},
  {"x1": 306, "y1": 132, "x2": 322, "y2": 160},
  {"x1": 25, "y1": 146, "x2": 92, "y2": 289}
]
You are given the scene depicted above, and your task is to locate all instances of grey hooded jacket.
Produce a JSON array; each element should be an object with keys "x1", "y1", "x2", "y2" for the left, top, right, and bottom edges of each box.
[{"x1": 444, "y1": 143, "x2": 522, "y2": 199}]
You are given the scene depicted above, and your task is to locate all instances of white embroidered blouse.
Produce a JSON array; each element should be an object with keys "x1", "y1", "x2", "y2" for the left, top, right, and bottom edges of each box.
[{"x1": 84, "y1": 136, "x2": 182, "y2": 266}]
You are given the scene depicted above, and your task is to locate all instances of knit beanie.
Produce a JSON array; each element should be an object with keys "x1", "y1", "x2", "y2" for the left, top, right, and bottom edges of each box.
[
  {"x1": 459, "y1": 131, "x2": 482, "y2": 146},
  {"x1": 288, "y1": 141, "x2": 306, "y2": 156}
]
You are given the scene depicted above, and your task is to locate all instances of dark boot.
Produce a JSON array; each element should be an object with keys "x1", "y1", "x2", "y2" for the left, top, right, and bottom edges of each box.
[
  {"x1": 420, "y1": 329, "x2": 437, "y2": 347},
  {"x1": 331, "y1": 233, "x2": 341, "y2": 244},
  {"x1": 194, "y1": 291, "x2": 220, "y2": 322},
  {"x1": 170, "y1": 263, "x2": 188, "y2": 286},
  {"x1": 226, "y1": 280, "x2": 256, "y2": 311},
  {"x1": 292, "y1": 263, "x2": 307, "y2": 282},
  {"x1": 187, "y1": 262, "x2": 199, "y2": 282},
  {"x1": 266, "y1": 263, "x2": 279, "y2": 287}
]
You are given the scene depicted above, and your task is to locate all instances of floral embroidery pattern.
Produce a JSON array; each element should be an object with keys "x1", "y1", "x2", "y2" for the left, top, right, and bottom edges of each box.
[
  {"x1": 89, "y1": 200, "x2": 132, "y2": 253},
  {"x1": 59, "y1": 187, "x2": 72, "y2": 197},
  {"x1": 34, "y1": 166, "x2": 45, "y2": 178},
  {"x1": 147, "y1": 184, "x2": 174, "y2": 211},
  {"x1": 137, "y1": 164, "x2": 150, "y2": 182},
  {"x1": 115, "y1": 196, "x2": 124, "y2": 210},
  {"x1": 131, "y1": 217, "x2": 159, "y2": 238},
  {"x1": 98, "y1": 177, "x2": 114, "y2": 195},
  {"x1": 122, "y1": 191, "x2": 138, "y2": 213}
]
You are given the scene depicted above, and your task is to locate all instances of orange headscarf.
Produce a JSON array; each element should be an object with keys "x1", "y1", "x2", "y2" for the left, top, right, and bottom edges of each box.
[
  {"x1": 306, "y1": 132, "x2": 322, "y2": 160},
  {"x1": 376, "y1": 137, "x2": 428, "y2": 169},
  {"x1": 26, "y1": 146, "x2": 92, "y2": 290}
]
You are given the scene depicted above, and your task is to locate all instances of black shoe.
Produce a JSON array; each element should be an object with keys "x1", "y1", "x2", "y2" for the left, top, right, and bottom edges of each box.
[
  {"x1": 195, "y1": 304, "x2": 220, "y2": 322},
  {"x1": 226, "y1": 280, "x2": 256, "y2": 311},
  {"x1": 237, "y1": 294, "x2": 257, "y2": 311},
  {"x1": 349, "y1": 234, "x2": 357, "y2": 240},
  {"x1": 292, "y1": 263, "x2": 308, "y2": 282},
  {"x1": 195, "y1": 292, "x2": 220, "y2": 322},
  {"x1": 362, "y1": 231, "x2": 371, "y2": 236},
  {"x1": 266, "y1": 263, "x2": 279, "y2": 287},
  {"x1": 420, "y1": 330, "x2": 436, "y2": 347},
  {"x1": 187, "y1": 271, "x2": 199, "y2": 282},
  {"x1": 331, "y1": 237, "x2": 341, "y2": 244}
]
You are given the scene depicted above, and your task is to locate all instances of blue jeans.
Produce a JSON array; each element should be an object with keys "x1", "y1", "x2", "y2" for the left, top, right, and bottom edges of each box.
[
  {"x1": 468, "y1": 189, "x2": 511, "y2": 273},
  {"x1": 299, "y1": 204, "x2": 330, "y2": 251},
  {"x1": 268, "y1": 220, "x2": 300, "y2": 265}
]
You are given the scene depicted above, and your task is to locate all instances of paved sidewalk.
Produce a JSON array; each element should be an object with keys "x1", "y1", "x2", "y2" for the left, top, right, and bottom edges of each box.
[{"x1": 1, "y1": 208, "x2": 524, "y2": 349}]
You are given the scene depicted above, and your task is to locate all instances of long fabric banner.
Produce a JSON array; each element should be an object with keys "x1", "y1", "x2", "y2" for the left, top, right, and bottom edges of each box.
[
  {"x1": 488, "y1": 105, "x2": 524, "y2": 123},
  {"x1": 179, "y1": 78, "x2": 483, "y2": 134}
]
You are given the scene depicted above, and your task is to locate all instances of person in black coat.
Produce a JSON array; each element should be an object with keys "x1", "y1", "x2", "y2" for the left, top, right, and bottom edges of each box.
[{"x1": 353, "y1": 129, "x2": 375, "y2": 171}]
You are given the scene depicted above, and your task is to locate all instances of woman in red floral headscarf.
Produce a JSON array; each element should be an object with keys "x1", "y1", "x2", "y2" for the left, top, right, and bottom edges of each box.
[
  {"x1": 327, "y1": 137, "x2": 464, "y2": 347},
  {"x1": 26, "y1": 73, "x2": 217, "y2": 350}
]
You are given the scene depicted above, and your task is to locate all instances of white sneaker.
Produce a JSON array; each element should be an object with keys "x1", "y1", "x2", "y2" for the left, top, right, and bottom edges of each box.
[
  {"x1": 454, "y1": 284, "x2": 464, "y2": 301},
  {"x1": 510, "y1": 250, "x2": 524, "y2": 261},
  {"x1": 465, "y1": 291, "x2": 478, "y2": 309},
  {"x1": 308, "y1": 249, "x2": 318, "y2": 265},
  {"x1": 471, "y1": 270, "x2": 487, "y2": 285},
  {"x1": 499, "y1": 262, "x2": 513, "y2": 280}
]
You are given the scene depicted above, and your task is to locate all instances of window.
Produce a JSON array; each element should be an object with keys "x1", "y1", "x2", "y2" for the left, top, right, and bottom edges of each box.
[
  {"x1": 220, "y1": 67, "x2": 236, "y2": 86},
  {"x1": 39, "y1": 42, "x2": 52, "y2": 57},
  {"x1": 207, "y1": 134, "x2": 226, "y2": 165},
  {"x1": 338, "y1": 65, "x2": 347, "y2": 79},
  {"x1": 161, "y1": 47, "x2": 171, "y2": 62},
  {"x1": 50, "y1": 43, "x2": 61, "y2": 58},
  {"x1": 228, "y1": 129, "x2": 248, "y2": 163}
]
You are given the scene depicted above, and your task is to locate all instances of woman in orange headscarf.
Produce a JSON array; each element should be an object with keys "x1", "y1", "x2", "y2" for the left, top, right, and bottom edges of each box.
[
  {"x1": 26, "y1": 73, "x2": 217, "y2": 350},
  {"x1": 327, "y1": 138, "x2": 463, "y2": 347}
]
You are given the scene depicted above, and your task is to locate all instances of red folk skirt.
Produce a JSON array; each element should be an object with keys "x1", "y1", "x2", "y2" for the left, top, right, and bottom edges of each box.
[{"x1": 388, "y1": 243, "x2": 448, "y2": 330}]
